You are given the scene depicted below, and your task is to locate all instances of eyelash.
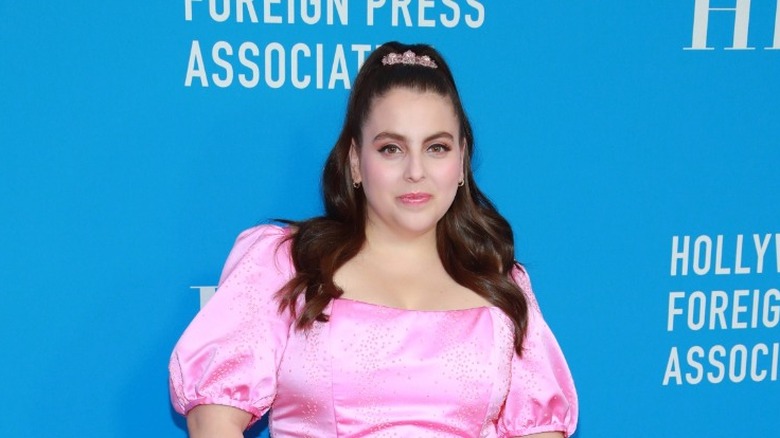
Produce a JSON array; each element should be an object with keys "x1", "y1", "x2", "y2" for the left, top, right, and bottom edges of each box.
[
  {"x1": 377, "y1": 143, "x2": 452, "y2": 155},
  {"x1": 428, "y1": 143, "x2": 451, "y2": 153},
  {"x1": 378, "y1": 144, "x2": 402, "y2": 154}
]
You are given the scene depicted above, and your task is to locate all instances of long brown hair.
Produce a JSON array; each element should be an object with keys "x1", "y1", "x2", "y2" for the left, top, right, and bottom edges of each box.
[{"x1": 277, "y1": 42, "x2": 529, "y2": 355}]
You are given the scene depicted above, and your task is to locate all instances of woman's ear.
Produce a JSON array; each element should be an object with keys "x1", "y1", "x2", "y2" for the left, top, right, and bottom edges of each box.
[{"x1": 349, "y1": 141, "x2": 361, "y2": 184}]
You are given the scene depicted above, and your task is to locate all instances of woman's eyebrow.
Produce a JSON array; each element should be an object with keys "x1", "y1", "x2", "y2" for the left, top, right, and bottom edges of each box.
[
  {"x1": 373, "y1": 131, "x2": 406, "y2": 142},
  {"x1": 372, "y1": 131, "x2": 454, "y2": 143},
  {"x1": 424, "y1": 131, "x2": 455, "y2": 142}
]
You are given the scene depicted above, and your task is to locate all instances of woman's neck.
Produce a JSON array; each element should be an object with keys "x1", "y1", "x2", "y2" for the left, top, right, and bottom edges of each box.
[{"x1": 362, "y1": 222, "x2": 439, "y2": 263}]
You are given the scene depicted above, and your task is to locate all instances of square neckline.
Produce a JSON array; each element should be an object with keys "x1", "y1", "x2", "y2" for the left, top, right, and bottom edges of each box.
[{"x1": 334, "y1": 296, "x2": 498, "y2": 313}]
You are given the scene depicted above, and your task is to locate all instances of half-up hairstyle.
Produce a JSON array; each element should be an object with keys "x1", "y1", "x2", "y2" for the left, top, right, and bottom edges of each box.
[{"x1": 277, "y1": 42, "x2": 529, "y2": 355}]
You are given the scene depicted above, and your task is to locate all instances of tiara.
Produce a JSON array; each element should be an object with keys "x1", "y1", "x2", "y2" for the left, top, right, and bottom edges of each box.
[{"x1": 381, "y1": 50, "x2": 438, "y2": 69}]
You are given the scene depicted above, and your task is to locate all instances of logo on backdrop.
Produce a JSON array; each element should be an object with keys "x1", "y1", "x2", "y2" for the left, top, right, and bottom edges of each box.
[
  {"x1": 183, "y1": 0, "x2": 486, "y2": 89},
  {"x1": 191, "y1": 285, "x2": 217, "y2": 308},
  {"x1": 685, "y1": 0, "x2": 780, "y2": 50},
  {"x1": 663, "y1": 233, "x2": 780, "y2": 386}
]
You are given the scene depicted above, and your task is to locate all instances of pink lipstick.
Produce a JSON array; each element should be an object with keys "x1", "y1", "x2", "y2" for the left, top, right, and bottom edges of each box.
[{"x1": 398, "y1": 192, "x2": 432, "y2": 205}]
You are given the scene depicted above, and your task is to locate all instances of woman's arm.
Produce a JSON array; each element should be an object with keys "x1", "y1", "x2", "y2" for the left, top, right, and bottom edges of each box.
[{"x1": 186, "y1": 404, "x2": 252, "y2": 438}]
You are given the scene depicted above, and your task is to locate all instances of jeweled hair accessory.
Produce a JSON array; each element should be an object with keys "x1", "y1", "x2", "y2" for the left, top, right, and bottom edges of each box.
[{"x1": 381, "y1": 50, "x2": 438, "y2": 69}]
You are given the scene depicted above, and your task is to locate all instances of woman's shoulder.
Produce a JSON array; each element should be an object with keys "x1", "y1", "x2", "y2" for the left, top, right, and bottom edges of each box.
[
  {"x1": 235, "y1": 222, "x2": 292, "y2": 241},
  {"x1": 509, "y1": 262, "x2": 540, "y2": 312},
  {"x1": 233, "y1": 223, "x2": 294, "y2": 260},
  {"x1": 218, "y1": 223, "x2": 295, "y2": 284}
]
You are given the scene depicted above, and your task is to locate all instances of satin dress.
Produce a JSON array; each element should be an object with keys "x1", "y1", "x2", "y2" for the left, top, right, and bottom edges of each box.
[{"x1": 169, "y1": 225, "x2": 578, "y2": 437}]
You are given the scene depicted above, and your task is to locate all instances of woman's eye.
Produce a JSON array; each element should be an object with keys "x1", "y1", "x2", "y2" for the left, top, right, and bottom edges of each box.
[
  {"x1": 428, "y1": 143, "x2": 450, "y2": 154},
  {"x1": 379, "y1": 144, "x2": 402, "y2": 154}
]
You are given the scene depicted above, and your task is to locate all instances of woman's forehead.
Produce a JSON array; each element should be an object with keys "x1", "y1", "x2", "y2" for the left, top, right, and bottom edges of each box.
[{"x1": 359, "y1": 90, "x2": 458, "y2": 142}]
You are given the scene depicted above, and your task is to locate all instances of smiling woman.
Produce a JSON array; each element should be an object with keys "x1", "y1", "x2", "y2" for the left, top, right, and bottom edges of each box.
[
  {"x1": 169, "y1": 42, "x2": 578, "y2": 437},
  {"x1": 349, "y1": 88, "x2": 464, "y2": 242}
]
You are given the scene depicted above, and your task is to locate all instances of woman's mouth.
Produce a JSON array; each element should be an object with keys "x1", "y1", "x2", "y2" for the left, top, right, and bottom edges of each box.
[{"x1": 398, "y1": 192, "x2": 432, "y2": 205}]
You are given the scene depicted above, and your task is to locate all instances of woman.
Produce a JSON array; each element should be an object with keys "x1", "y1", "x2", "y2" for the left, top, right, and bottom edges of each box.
[{"x1": 170, "y1": 42, "x2": 578, "y2": 438}]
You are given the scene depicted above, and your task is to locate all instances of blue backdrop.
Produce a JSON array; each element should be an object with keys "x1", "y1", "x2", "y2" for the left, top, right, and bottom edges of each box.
[{"x1": 1, "y1": 1, "x2": 778, "y2": 436}]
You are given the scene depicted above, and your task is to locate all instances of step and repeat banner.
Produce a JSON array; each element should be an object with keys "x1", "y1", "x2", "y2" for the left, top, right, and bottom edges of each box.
[{"x1": 1, "y1": 1, "x2": 778, "y2": 437}]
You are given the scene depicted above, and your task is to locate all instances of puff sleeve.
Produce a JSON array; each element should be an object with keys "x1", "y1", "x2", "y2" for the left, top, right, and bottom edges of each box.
[
  {"x1": 168, "y1": 225, "x2": 294, "y2": 424},
  {"x1": 497, "y1": 266, "x2": 578, "y2": 438}
]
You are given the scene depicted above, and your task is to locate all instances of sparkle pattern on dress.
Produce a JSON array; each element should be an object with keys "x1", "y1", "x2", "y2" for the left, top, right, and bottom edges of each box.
[{"x1": 169, "y1": 225, "x2": 578, "y2": 437}]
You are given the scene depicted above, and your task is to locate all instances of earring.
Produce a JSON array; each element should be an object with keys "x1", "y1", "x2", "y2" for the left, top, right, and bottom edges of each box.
[
  {"x1": 353, "y1": 181, "x2": 361, "y2": 189},
  {"x1": 458, "y1": 179, "x2": 464, "y2": 187}
]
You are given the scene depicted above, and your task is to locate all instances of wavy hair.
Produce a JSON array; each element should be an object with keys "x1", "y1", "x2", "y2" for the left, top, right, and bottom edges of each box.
[{"x1": 277, "y1": 42, "x2": 529, "y2": 355}]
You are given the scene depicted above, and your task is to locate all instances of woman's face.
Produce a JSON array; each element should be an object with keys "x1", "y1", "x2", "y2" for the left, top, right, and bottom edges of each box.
[{"x1": 350, "y1": 87, "x2": 464, "y2": 240}]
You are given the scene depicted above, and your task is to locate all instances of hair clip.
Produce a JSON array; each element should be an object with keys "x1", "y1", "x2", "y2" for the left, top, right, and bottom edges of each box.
[{"x1": 381, "y1": 50, "x2": 438, "y2": 69}]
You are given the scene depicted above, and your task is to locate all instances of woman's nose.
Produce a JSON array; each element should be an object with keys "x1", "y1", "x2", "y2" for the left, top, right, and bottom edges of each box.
[{"x1": 404, "y1": 152, "x2": 426, "y2": 182}]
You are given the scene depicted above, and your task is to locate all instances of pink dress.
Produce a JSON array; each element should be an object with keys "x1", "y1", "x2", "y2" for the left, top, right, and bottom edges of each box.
[{"x1": 169, "y1": 225, "x2": 578, "y2": 437}]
